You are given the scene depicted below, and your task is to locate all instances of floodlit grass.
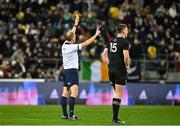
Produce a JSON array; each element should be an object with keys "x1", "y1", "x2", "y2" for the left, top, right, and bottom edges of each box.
[{"x1": 0, "y1": 105, "x2": 180, "y2": 125}]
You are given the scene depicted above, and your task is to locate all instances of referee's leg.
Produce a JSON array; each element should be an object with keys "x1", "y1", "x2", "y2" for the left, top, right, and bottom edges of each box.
[
  {"x1": 69, "y1": 85, "x2": 80, "y2": 120},
  {"x1": 61, "y1": 87, "x2": 69, "y2": 119}
]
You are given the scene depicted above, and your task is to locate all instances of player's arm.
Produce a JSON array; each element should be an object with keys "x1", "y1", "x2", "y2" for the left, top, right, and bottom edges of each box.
[
  {"x1": 101, "y1": 48, "x2": 109, "y2": 64},
  {"x1": 123, "y1": 50, "x2": 131, "y2": 73},
  {"x1": 71, "y1": 15, "x2": 79, "y2": 33},
  {"x1": 59, "y1": 64, "x2": 64, "y2": 73},
  {"x1": 81, "y1": 27, "x2": 101, "y2": 48}
]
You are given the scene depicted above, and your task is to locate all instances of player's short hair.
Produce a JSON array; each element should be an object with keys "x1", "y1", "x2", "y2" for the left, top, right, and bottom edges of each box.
[
  {"x1": 116, "y1": 24, "x2": 127, "y2": 33},
  {"x1": 66, "y1": 30, "x2": 75, "y2": 41}
]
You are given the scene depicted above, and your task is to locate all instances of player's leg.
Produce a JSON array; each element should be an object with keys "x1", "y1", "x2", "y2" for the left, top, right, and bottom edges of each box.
[
  {"x1": 109, "y1": 72, "x2": 120, "y2": 123},
  {"x1": 112, "y1": 84, "x2": 125, "y2": 124},
  {"x1": 61, "y1": 87, "x2": 69, "y2": 119},
  {"x1": 112, "y1": 73, "x2": 126, "y2": 124},
  {"x1": 112, "y1": 84, "x2": 123, "y2": 120}
]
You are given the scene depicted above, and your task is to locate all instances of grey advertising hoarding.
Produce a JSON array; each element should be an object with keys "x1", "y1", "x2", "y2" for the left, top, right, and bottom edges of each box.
[{"x1": 0, "y1": 81, "x2": 179, "y2": 105}]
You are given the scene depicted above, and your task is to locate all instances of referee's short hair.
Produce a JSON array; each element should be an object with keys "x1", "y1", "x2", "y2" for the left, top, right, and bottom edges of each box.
[
  {"x1": 116, "y1": 24, "x2": 127, "y2": 33},
  {"x1": 66, "y1": 30, "x2": 75, "y2": 41}
]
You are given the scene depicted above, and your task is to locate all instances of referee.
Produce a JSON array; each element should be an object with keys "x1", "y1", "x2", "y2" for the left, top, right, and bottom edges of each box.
[
  {"x1": 102, "y1": 24, "x2": 130, "y2": 124},
  {"x1": 61, "y1": 16, "x2": 101, "y2": 120}
]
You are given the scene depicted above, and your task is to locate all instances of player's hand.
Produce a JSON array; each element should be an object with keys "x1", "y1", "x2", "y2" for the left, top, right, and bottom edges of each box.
[
  {"x1": 74, "y1": 14, "x2": 79, "y2": 26},
  {"x1": 95, "y1": 26, "x2": 101, "y2": 36},
  {"x1": 126, "y1": 65, "x2": 130, "y2": 74}
]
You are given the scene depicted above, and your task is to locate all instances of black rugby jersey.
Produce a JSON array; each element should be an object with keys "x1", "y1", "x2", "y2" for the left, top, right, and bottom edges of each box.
[{"x1": 106, "y1": 37, "x2": 129, "y2": 73}]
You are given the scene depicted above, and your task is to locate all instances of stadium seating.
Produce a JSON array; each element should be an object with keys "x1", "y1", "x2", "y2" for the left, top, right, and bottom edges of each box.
[{"x1": 0, "y1": 0, "x2": 179, "y2": 81}]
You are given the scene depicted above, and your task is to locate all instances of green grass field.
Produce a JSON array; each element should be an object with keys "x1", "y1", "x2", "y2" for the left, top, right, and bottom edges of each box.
[{"x1": 0, "y1": 105, "x2": 180, "y2": 125}]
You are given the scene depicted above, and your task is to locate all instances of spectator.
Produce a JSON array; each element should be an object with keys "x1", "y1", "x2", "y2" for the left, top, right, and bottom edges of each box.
[
  {"x1": 129, "y1": 36, "x2": 142, "y2": 60},
  {"x1": 0, "y1": 0, "x2": 179, "y2": 79}
]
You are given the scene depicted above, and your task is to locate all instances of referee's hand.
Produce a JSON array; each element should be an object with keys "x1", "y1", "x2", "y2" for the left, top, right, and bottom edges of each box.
[
  {"x1": 95, "y1": 26, "x2": 101, "y2": 36},
  {"x1": 74, "y1": 15, "x2": 79, "y2": 26}
]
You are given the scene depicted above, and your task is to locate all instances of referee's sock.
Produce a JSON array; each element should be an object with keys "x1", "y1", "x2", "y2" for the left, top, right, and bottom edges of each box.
[
  {"x1": 61, "y1": 96, "x2": 68, "y2": 116},
  {"x1": 112, "y1": 98, "x2": 121, "y2": 120},
  {"x1": 69, "y1": 96, "x2": 76, "y2": 117}
]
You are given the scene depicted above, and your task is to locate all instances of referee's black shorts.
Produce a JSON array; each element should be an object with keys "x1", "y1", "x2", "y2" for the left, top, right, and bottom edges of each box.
[
  {"x1": 109, "y1": 71, "x2": 127, "y2": 85},
  {"x1": 63, "y1": 69, "x2": 79, "y2": 87}
]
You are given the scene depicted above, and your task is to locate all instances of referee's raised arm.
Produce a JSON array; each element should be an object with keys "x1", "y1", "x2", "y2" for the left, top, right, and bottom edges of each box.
[
  {"x1": 102, "y1": 48, "x2": 109, "y2": 64},
  {"x1": 71, "y1": 15, "x2": 79, "y2": 34},
  {"x1": 81, "y1": 27, "x2": 101, "y2": 48}
]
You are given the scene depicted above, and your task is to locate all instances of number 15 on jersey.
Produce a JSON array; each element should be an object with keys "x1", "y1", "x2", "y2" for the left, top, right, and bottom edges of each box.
[{"x1": 110, "y1": 43, "x2": 117, "y2": 52}]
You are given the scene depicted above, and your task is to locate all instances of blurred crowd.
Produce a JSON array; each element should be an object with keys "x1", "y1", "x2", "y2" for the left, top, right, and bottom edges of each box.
[{"x1": 0, "y1": 0, "x2": 179, "y2": 79}]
